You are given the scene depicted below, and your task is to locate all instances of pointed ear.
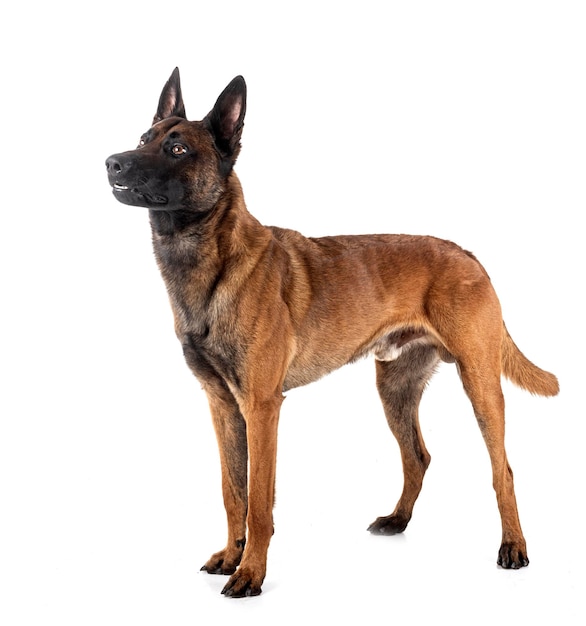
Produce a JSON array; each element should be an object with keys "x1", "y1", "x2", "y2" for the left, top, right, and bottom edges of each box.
[
  {"x1": 205, "y1": 76, "x2": 247, "y2": 160},
  {"x1": 153, "y1": 67, "x2": 186, "y2": 124}
]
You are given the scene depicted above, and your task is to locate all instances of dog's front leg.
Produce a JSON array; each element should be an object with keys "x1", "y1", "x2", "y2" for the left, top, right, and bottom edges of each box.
[
  {"x1": 221, "y1": 393, "x2": 283, "y2": 598},
  {"x1": 200, "y1": 386, "x2": 249, "y2": 576}
]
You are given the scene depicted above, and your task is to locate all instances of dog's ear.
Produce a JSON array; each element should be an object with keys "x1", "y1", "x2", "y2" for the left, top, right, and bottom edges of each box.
[
  {"x1": 205, "y1": 76, "x2": 247, "y2": 161},
  {"x1": 153, "y1": 67, "x2": 186, "y2": 124}
]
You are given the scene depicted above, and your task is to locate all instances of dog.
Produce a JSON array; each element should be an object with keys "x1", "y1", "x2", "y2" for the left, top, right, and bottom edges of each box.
[{"x1": 106, "y1": 68, "x2": 559, "y2": 597}]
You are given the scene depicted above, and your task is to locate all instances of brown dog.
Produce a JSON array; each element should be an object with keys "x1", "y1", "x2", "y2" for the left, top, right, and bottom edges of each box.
[{"x1": 106, "y1": 68, "x2": 559, "y2": 597}]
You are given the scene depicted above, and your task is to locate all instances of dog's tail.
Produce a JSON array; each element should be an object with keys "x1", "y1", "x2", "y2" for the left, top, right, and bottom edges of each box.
[{"x1": 501, "y1": 324, "x2": 559, "y2": 396}]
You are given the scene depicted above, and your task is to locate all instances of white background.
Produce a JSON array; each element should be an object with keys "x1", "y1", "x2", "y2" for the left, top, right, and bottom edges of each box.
[{"x1": 1, "y1": 1, "x2": 584, "y2": 623}]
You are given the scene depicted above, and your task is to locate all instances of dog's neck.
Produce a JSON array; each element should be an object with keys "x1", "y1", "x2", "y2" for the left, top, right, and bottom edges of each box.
[
  {"x1": 148, "y1": 172, "x2": 252, "y2": 238},
  {"x1": 148, "y1": 207, "x2": 207, "y2": 237},
  {"x1": 149, "y1": 172, "x2": 272, "y2": 311}
]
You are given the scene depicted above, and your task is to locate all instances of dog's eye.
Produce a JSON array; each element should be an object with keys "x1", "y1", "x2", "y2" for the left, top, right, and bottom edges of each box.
[
  {"x1": 138, "y1": 135, "x2": 147, "y2": 148},
  {"x1": 171, "y1": 143, "x2": 187, "y2": 156}
]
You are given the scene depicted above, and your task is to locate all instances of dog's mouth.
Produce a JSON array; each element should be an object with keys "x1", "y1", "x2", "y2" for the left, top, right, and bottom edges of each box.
[{"x1": 111, "y1": 182, "x2": 168, "y2": 206}]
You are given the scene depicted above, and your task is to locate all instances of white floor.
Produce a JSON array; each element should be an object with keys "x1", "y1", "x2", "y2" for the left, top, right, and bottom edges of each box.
[
  {"x1": 1, "y1": 2, "x2": 584, "y2": 624},
  {"x1": 2, "y1": 359, "x2": 581, "y2": 624}
]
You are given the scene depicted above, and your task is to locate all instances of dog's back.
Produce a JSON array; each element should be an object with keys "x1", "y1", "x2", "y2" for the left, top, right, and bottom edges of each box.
[{"x1": 106, "y1": 69, "x2": 558, "y2": 597}]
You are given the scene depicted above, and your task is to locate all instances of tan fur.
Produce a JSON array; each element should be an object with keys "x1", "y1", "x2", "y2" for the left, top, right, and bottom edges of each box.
[
  {"x1": 106, "y1": 69, "x2": 559, "y2": 597},
  {"x1": 501, "y1": 325, "x2": 559, "y2": 395}
]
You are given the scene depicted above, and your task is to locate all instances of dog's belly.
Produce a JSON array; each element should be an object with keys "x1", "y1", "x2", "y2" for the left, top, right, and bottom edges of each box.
[
  {"x1": 282, "y1": 327, "x2": 435, "y2": 391},
  {"x1": 283, "y1": 352, "x2": 355, "y2": 391},
  {"x1": 371, "y1": 327, "x2": 430, "y2": 361}
]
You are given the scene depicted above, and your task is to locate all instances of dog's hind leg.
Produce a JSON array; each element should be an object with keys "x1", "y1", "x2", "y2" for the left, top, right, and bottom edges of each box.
[
  {"x1": 457, "y1": 356, "x2": 529, "y2": 568},
  {"x1": 368, "y1": 343, "x2": 439, "y2": 535}
]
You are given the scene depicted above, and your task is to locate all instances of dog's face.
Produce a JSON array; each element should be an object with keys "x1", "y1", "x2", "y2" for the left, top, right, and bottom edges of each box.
[{"x1": 106, "y1": 69, "x2": 246, "y2": 213}]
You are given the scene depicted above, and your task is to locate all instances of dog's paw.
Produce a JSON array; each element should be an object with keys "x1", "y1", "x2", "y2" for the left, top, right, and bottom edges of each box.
[
  {"x1": 200, "y1": 561, "x2": 237, "y2": 575},
  {"x1": 221, "y1": 566, "x2": 264, "y2": 598},
  {"x1": 367, "y1": 514, "x2": 410, "y2": 535},
  {"x1": 497, "y1": 542, "x2": 529, "y2": 569},
  {"x1": 201, "y1": 546, "x2": 243, "y2": 576}
]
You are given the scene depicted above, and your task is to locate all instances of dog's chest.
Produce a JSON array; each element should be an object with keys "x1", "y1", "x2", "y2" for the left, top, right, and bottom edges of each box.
[
  {"x1": 153, "y1": 237, "x2": 243, "y2": 382},
  {"x1": 153, "y1": 234, "x2": 218, "y2": 318},
  {"x1": 180, "y1": 328, "x2": 242, "y2": 390}
]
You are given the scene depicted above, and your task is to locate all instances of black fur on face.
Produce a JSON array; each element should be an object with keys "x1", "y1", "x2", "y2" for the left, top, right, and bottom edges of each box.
[{"x1": 106, "y1": 69, "x2": 247, "y2": 217}]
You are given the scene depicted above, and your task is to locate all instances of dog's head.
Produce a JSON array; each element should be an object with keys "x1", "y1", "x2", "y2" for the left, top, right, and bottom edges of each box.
[{"x1": 106, "y1": 68, "x2": 246, "y2": 212}]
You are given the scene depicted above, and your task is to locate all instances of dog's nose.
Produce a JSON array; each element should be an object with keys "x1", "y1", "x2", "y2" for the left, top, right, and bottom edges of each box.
[{"x1": 105, "y1": 155, "x2": 123, "y2": 174}]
